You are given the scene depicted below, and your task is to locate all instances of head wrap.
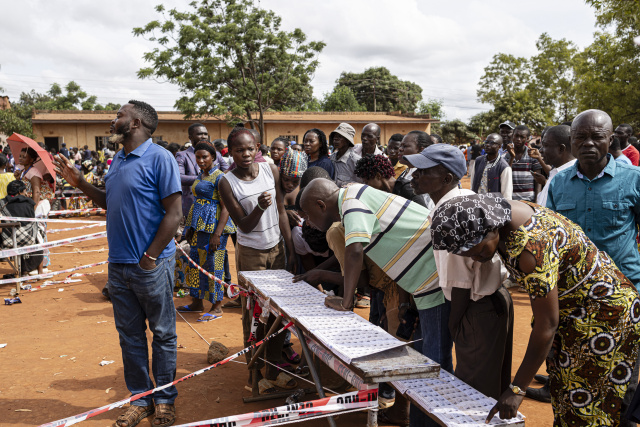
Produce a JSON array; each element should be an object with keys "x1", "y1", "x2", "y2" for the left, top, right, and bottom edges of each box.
[
  {"x1": 431, "y1": 192, "x2": 512, "y2": 254},
  {"x1": 279, "y1": 148, "x2": 308, "y2": 178}
]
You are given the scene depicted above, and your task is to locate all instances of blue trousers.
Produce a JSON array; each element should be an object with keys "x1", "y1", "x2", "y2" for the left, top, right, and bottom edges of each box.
[
  {"x1": 108, "y1": 257, "x2": 178, "y2": 406},
  {"x1": 410, "y1": 299, "x2": 453, "y2": 426}
]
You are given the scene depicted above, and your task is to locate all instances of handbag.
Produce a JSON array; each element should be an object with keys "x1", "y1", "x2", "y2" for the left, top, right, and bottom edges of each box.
[{"x1": 0, "y1": 200, "x2": 38, "y2": 248}]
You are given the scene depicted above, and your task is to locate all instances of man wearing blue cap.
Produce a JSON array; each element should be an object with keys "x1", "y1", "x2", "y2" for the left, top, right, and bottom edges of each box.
[{"x1": 404, "y1": 144, "x2": 513, "y2": 407}]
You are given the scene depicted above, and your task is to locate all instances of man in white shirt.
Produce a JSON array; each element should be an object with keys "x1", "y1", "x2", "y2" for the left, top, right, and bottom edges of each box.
[
  {"x1": 353, "y1": 123, "x2": 384, "y2": 156},
  {"x1": 536, "y1": 125, "x2": 576, "y2": 207},
  {"x1": 405, "y1": 144, "x2": 513, "y2": 401}
]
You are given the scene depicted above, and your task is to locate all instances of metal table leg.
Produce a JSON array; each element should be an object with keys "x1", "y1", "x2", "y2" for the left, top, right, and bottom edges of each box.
[{"x1": 296, "y1": 326, "x2": 337, "y2": 427}]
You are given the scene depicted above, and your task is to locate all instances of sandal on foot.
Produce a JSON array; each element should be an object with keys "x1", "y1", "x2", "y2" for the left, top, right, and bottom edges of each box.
[
  {"x1": 211, "y1": 308, "x2": 223, "y2": 317},
  {"x1": 282, "y1": 343, "x2": 301, "y2": 364},
  {"x1": 176, "y1": 305, "x2": 203, "y2": 313},
  {"x1": 294, "y1": 365, "x2": 310, "y2": 377},
  {"x1": 258, "y1": 378, "x2": 277, "y2": 394},
  {"x1": 114, "y1": 404, "x2": 155, "y2": 427},
  {"x1": 271, "y1": 372, "x2": 297, "y2": 389},
  {"x1": 197, "y1": 313, "x2": 219, "y2": 322},
  {"x1": 222, "y1": 298, "x2": 241, "y2": 308},
  {"x1": 152, "y1": 403, "x2": 176, "y2": 427}
]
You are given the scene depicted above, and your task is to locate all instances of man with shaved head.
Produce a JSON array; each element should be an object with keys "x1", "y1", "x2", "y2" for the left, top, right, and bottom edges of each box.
[
  {"x1": 547, "y1": 109, "x2": 640, "y2": 425},
  {"x1": 300, "y1": 177, "x2": 452, "y2": 425},
  {"x1": 354, "y1": 123, "x2": 384, "y2": 156},
  {"x1": 615, "y1": 123, "x2": 640, "y2": 166}
]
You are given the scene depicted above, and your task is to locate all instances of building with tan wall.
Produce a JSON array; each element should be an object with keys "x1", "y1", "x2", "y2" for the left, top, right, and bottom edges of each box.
[{"x1": 32, "y1": 110, "x2": 437, "y2": 152}]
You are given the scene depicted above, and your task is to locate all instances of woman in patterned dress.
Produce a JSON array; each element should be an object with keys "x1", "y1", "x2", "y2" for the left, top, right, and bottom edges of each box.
[
  {"x1": 430, "y1": 192, "x2": 640, "y2": 426},
  {"x1": 176, "y1": 142, "x2": 235, "y2": 321}
]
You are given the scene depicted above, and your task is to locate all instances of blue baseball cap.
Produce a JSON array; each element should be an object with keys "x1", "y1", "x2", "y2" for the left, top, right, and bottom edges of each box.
[{"x1": 403, "y1": 144, "x2": 467, "y2": 179}]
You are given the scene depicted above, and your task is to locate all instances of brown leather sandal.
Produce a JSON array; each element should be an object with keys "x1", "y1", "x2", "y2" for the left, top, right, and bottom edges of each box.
[
  {"x1": 113, "y1": 404, "x2": 155, "y2": 427},
  {"x1": 153, "y1": 403, "x2": 176, "y2": 427}
]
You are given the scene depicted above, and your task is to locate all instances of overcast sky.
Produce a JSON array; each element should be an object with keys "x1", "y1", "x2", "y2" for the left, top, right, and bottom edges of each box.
[{"x1": 0, "y1": 0, "x2": 598, "y2": 122}]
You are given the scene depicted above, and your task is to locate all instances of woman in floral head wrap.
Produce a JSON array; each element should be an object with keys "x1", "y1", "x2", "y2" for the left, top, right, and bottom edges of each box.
[
  {"x1": 431, "y1": 193, "x2": 640, "y2": 427},
  {"x1": 279, "y1": 148, "x2": 308, "y2": 228}
]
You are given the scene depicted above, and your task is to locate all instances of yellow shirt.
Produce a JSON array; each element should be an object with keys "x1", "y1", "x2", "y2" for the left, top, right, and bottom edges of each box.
[
  {"x1": 393, "y1": 162, "x2": 408, "y2": 179},
  {"x1": 0, "y1": 172, "x2": 16, "y2": 199}
]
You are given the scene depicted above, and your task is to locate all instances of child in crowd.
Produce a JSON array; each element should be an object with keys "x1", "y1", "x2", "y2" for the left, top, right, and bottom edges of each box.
[
  {"x1": 219, "y1": 127, "x2": 298, "y2": 394},
  {"x1": 0, "y1": 153, "x2": 16, "y2": 199}
]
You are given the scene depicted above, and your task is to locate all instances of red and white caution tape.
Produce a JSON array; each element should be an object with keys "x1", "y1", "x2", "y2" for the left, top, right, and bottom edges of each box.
[
  {"x1": 175, "y1": 388, "x2": 378, "y2": 427},
  {"x1": 39, "y1": 321, "x2": 294, "y2": 427},
  {"x1": 174, "y1": 238, "x2": 248, "y2": 298},
  {"x1": 48, "y1": 208, "x2": 105, "y2": 216},
  {"x1": 53, "y1": 196, "x2": 87, "y2": 200},
  {"x1": 0, "y1": 231, "x2": 106, "y2": 258},
  {"x1": 47, "y1": 223, "x2": 105, "y2": 233},
  {"x1": 0, "y1": 216, "x2": 103, "y2": 224},
  {"x1": 0, "y1": 260, "x2": 108, "y2": 285}
]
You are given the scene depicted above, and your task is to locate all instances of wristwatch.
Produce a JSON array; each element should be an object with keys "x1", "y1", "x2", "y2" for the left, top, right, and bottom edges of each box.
[{"x1": 509, "y1": 383, "x2": 526, "y2": 396}]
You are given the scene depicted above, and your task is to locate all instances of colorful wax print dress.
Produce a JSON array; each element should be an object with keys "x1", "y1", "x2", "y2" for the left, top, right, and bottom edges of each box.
[
  {"x1": 502, "y1": 202, "x2": 640, "y2": 426},
  {"x1": 176, "y1": 169, "x2": 236, "y2": 303}
]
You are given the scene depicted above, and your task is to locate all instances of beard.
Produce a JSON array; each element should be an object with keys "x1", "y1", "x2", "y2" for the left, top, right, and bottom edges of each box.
[{"x1": 109, "y1": 121, "x2": 131, "y2": 144}]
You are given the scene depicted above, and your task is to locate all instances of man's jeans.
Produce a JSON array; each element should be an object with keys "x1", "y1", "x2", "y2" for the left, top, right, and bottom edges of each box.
[
  {"x1": 410, "y1": 299, "x2": 453, "y2": 426},
  {"x1": 108, "y1": 257, "x2": 178, "y2": 406}
]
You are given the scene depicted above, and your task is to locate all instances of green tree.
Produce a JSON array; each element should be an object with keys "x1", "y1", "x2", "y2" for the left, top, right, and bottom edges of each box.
[
  {"x1": 0, "y1": 110, "x2": 35, "y2": 138},
  {"x1": 1, "y1": 81, "x2": 118, "y2": 139},
  {"x1": 467, "y1": 111, "x2": 493, "y2": 140},
  {"x1": 417, "y1": 98, "x2": 444, "y2": 134},
  {"x1": 322, "y1": 86, "x2": 365, "y2": 112},
  {"x1": 133, "y1": 0, "x2": 325, "y2": 143},
  {"x1": 529, "y1": 33, "x2": 579, "y2": 123},
  {"x1": 441, "y1": 119, "x2": 476, "y2": 145},
  {"x1": 334, "y1": 66, "x2": 422, "y2": 112},
  {"x1": 575, "y1": 1, "x2": 640, "y2": 128}
]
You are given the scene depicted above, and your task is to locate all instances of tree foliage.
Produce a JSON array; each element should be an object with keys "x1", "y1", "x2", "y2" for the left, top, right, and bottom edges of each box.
[
  {"x1": 322, "y1": 86, "x2": 365, "y2": 112},
  {"x1": 441, "y1": 119, "x2": 476, "y2": 145},
  {"x1": 133, "y1": 0, "x2": 325, "y2": 143},
  {"x1": 0, "y1": 81, "x2": 117, "y2": 139},
  {"x1": 334, "y1": 67, "x2": 422, "y2": 113},
  {"x1": 476, "y1": 35, "x2": 578, "y2": 133}
]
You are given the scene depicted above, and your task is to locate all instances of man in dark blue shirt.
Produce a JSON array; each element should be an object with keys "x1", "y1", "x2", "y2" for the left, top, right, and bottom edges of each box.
[{"x1": 54, "y1": 100, "x2": 182, "y2": 427}]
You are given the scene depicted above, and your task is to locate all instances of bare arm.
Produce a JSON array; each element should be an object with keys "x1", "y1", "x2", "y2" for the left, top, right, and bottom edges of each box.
[
  {"x1": 54, "y1": 154, "x2": 107, "y2": 209},
  {"x1": 487, "y1": 250, "x2": 558, "y2": 422},
  {"x1": 30, "y1": 175, "x2": 41, "y2": 206},
  {"x1": 218, "y1": 173, "x2": 270, "y2": 234},
  {"x1": 138, "y1": 192, "x2": 183, "y2": 270},
  {"x1": 341, "y1": 242, "x2": 364, "y2": 309}
]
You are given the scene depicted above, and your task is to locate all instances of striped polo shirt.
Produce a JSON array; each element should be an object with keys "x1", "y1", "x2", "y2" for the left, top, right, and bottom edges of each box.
[
  {"x1": 339, "y1": 184, "x2": 444, "y2": 310},
  {"x1": 503, "y1": 147, "x2": 541, "y2": 202}
]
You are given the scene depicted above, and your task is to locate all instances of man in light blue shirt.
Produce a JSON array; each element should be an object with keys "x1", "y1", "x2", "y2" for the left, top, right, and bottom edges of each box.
[
  {"x1": 547, "y1": 109, "x2": 640, "y2": 289},
  {"x1": 54, "y1": 100, "x2": 182, "y2": 426}
]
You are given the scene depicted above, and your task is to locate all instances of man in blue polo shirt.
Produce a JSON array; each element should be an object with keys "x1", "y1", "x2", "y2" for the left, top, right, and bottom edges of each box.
[{"x1": 54, "y1": 100, "x2": 182, "y2": 427}]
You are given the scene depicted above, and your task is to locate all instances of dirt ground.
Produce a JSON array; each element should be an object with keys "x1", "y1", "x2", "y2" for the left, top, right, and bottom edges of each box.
[{"x1": 0, "y1": 176, "x2": 554, "y2": 426}]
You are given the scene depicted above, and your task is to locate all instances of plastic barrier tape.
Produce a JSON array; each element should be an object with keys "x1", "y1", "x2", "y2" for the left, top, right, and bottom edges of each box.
[
  {"x1": 39, "y1": 322, "x2": 294, "y2": 427},
  {"x1": 0, "y1": 231, "x2": 106, "y2": 258},
  {"x1": 175, "y1": 389, "x2": 378, "y2": 427}
]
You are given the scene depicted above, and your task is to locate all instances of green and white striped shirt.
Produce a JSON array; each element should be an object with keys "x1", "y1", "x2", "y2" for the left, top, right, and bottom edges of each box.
[{"x1": 339, "y1": 184, "x2": 443, "y2": 310}]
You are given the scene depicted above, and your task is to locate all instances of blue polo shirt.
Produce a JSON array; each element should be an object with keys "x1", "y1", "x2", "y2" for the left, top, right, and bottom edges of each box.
[
  {"x1": 104, "y1": 139, "x2": 181, "y2": 263},
  {"x1": 547, "y1": 154, "x2": 640, "y2": 288}
]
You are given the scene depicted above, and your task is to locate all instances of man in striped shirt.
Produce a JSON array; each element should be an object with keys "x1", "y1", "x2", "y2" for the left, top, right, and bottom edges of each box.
[
  {"x1": 300, "y1": 178, "x2": 452, "y2": 367},
  {"x1": 504, "y1": 124, "x2": 542, "y2": 201}
]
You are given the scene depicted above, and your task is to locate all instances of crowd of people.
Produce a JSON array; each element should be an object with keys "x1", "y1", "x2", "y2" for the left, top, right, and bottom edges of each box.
[{"x1": 45, "y1": 99, "x2": 640, "y2": 427}]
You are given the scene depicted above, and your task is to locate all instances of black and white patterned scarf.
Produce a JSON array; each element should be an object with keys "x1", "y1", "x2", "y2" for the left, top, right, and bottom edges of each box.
[{"x1": 431, "y1": 192, "x2": 512, "y2": 254}]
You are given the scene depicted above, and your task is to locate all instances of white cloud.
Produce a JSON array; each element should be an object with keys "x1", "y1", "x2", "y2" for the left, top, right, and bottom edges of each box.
[{"x1": 0, "y1": 0, "x2": 597, "y2": 122}]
